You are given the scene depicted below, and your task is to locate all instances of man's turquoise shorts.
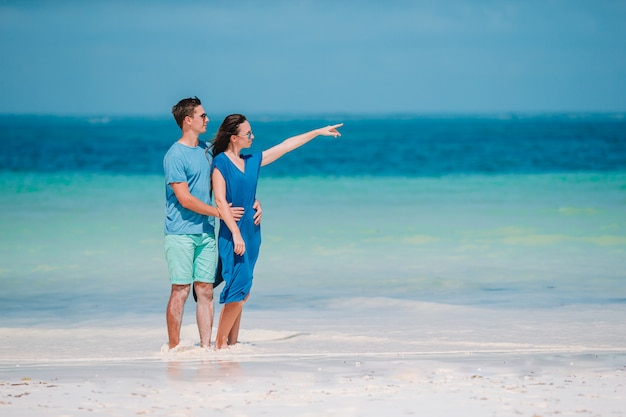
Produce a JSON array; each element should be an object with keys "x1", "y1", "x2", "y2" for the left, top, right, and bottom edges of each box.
[{"x1": 164, "y1": 232, "x2": 217, "y2": 285}]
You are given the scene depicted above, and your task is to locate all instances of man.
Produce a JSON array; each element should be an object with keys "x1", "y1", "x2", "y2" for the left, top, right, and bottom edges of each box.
[{"x1": 163, "y1": 96, "x2": 260, "y2": 349}]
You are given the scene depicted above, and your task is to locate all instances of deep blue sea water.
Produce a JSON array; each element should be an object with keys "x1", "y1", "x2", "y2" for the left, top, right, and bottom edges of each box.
[
  {"x1": 0, "y1": 113, "x2": 625, "y2": 327},
  {"x1": 1, "y1": 113, "x2": 625, "y2": 176}
]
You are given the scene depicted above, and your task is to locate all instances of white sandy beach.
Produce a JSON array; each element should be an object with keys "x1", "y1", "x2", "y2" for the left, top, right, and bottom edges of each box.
[
  {"x1": 2, "y1": 352, "x2": 625, "y2": 417},
  {"x1": 2, "y1": 301, "x2": 625, "y2": 416}
]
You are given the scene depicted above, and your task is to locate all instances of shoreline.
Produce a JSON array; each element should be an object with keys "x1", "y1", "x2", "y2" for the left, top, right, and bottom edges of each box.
[{"x1": 3, "y1": 345, "x2": 626, "y2": 368}]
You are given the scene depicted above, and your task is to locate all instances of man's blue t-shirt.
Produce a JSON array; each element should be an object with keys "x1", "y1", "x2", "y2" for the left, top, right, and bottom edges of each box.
[{"x1": 163, "y1": 141, "x2": 215, "y2": 235}]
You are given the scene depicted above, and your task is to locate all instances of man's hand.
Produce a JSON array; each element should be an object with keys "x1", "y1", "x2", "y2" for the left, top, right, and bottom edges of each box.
[
  {"x1": 253, "y1": 200, "x2": 262, "y2": 225},
  {"x1": 229, "y1": 203, "x2": 244, "y2": 222}
]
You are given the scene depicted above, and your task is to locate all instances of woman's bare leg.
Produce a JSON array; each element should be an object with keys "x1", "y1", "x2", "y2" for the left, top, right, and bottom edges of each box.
[
  {"x1": 227, "y1": 294, "x2": 249, "y2": 345},
  {"x1": 227, "y1": 310, "x2": 243, "y2": 345},
  {"x1": 215, "y1": 301, "x2": 244, "y2": 349}
]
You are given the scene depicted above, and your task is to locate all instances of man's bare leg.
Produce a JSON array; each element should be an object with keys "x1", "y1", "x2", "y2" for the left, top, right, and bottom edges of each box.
[
  {"x1": 166, "y1": 284, "x2": 190, "y2": 349},
  {"x1": 194, "y1": 282, "x2": 214, "y2": 348}
]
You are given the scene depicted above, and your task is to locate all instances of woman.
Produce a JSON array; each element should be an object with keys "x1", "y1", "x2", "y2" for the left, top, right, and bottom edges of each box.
[{"x1": 211, "y1": 114, "x2": 342, "y2": 349}]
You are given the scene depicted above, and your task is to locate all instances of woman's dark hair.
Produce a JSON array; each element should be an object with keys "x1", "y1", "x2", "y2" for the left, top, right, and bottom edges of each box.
[
  {"x1": 172, "y1": 96, "x2": 202, "y2": 128},
  {"x1": 211, "y1": 114, "x2": 247, "y2": 157}
]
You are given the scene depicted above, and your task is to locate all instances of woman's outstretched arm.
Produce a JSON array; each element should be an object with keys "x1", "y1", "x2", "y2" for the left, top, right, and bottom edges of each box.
[
  {"x1": 212, "y1": 167, "x2": 246, "y2": 255},
  {"x1": 261, "y1": 123, "x2": 343, "y2": 167}
]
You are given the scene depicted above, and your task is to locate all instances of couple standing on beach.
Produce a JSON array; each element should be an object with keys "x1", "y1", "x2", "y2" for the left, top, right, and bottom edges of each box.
[{"x1": 163, "y1": 97, "x2": 342, "y2": 350}]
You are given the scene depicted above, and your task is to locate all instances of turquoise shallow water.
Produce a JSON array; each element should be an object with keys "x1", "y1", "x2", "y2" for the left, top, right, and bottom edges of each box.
[
  {"x1": 0, "y1": 171, "x2": 624, "y2": 327},
  {"x1": 253, "y1": 173, "x2": 626, "y2": 308}
]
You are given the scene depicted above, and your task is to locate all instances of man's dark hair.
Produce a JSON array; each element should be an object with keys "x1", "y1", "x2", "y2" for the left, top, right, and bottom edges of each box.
[{"x1": 172, "y1": 96, "x2": 202, "y2": 128}]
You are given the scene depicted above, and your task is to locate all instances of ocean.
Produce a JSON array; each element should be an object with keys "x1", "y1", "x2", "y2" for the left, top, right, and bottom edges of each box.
[{"x1": 1, "y1": 113, "x2": 625, "y2": 361}]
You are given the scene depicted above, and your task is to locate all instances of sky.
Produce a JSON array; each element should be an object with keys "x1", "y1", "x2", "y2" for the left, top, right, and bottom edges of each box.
[{"x1": 1, "y1": 0, "x2": 625, "y2": 116}]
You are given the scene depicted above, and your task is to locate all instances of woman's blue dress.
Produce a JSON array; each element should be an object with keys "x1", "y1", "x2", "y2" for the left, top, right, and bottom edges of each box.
[{"x1": 212, "y1": 152, "x2": 262, "y2": 304}]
